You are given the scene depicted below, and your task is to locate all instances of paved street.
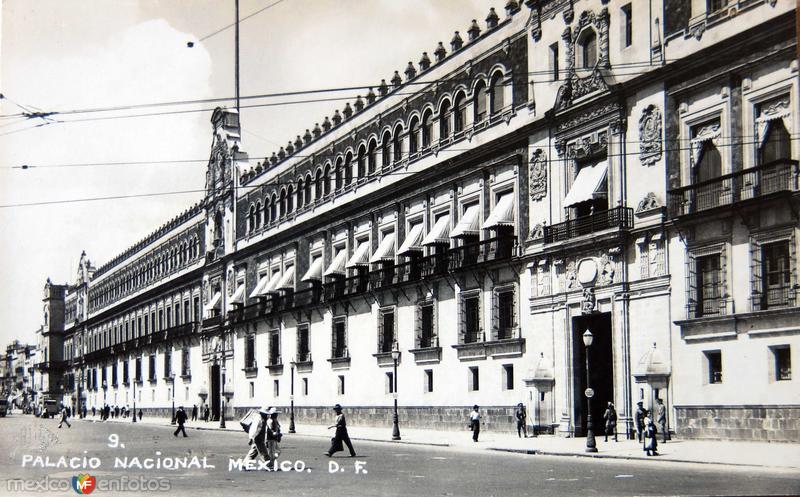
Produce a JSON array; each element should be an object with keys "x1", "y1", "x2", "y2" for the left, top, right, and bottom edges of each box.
[{"x1": 0, "y1": 415, "x2": 798, "y2": 497}]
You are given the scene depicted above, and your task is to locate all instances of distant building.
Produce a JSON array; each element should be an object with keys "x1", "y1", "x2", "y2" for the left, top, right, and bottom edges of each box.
[{"x1": 41, "y1": 0, "x2": 797, "y2": 441}]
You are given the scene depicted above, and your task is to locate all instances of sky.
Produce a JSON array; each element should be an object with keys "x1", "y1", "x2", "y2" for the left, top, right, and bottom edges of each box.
[{"x1": 0, "y1": 0, "x2": 494, "y2": 346}]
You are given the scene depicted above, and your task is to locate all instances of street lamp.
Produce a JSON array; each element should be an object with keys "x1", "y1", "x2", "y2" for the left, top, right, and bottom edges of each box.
[
  {"x1": 289, "y1": 356, "x2": 296, "y2": 434},
  {"x1": 170, "y1": 374, "x2": 176, "y2": 425},
  {"x1": 220, "y1": 359, "x2": 226, "y2": 429},
  {"x1": 132, "y1": 365, "x2": 137, "y2": 423},
  {"x1": 391, "y1": 341, "x2": 401, "y2": 441},
  {"x1": 582, "y1": 329, "x2": 598, "y2": 453}
]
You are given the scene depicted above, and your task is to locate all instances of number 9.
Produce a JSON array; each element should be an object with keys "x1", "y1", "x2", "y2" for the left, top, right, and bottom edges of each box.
[{"x1": 108, "y1": 434, "x2": 119, "y2": 448}]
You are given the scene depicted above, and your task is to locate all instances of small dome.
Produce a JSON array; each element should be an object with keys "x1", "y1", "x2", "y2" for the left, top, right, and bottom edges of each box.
[{"x1": 635, "y1": 342, "x2": 671, "y2": 377}]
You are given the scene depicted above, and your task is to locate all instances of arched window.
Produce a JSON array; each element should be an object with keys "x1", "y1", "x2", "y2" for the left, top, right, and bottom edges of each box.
[
  {"x1": 382, "y1": 130, "x2": 392, "y2": 168},
  {"x1": 287, "y1": 185, "x2": 294, "y2": 213},
  {"x1": 323, "y1": 163, "x2": 332, "y2": 196},
  {"x1": 474, "y1": 81, "x2": 486, "y2": 122},
  {"x1": 368, "y1": 139, "x2": 377, "y2": 174},
  {"x1": 335, "y1": 157, "x2": 343, "y2": 190},
  {"x1": 409, "y1": 116, "x2": 420, "y2": 153},
  {"x1": 578, "y1": 29, "x2": 597, "y2": 69},
  {"x1": 393, "y1": 125, "x2": 403, "y2": 163},
  {"x1": 270, "y1": 193, "x2": 278, "y2": 220},
  {"x1": 296, "y1": 178, "x2": 304, "y2": 208},
  {"x1": 454, "y1": 92, "x2": 466, "y2": 133},
  {"x1": 253, "y1": 203, "x2": 260, "y2": 229},
  {"x1": 760, "y1": 120, "x2": 791, "y2": 164},
  {"x1": 694, "y1": 143, "x2": 722, "y2": 183},
  {"x1": 315, "y1": 169, "x2": 324, "y2": 199},
  {"x1": 422, "y1": 110, "x2": 433, "y2": 148},
  {"x1": 357, "y1": 145, "x2": 367, "y2": 178},
  {"x1": 439, "y1": 99, "x2": 451, "y2": 139},
  {"x1": 344, "y1": 152, "x2": 353, "y2": 185},
  {"x1": 279, "y1": 189, "x2": 287, "y2": 218},
  {"x1": 263, "y1": 199, "x2": 270, "y2": 225},
  {"x1": 490, "y1": 72, "x2": 504, "y2": 114},
  {"x1": 305, "y1": 173, "x2": 313, "y2": 204}
]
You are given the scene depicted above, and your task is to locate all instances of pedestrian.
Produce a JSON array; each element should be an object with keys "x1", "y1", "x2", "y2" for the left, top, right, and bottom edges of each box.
[
  {"x1": 82, "y1": 406, "x2": 87, "y2": 419},
  {"x1": 138, "y1": 409, "x2": 143, "y2": 421},
  {"x1": 643, "y1": 416, "x2": 658, "y2": 456},
  {"x1": 92, "y1": 406, "x2": 96, "y2": 418},
  {"x1": 204, "y1": 405, "x2": 210, "y2": 422},
  {"x1": 266, "y1": 408, "x2": 282, "y2": 470},
  {"x1": 192, "y1": 404, "x2": 198, "y2": 422},
  {"x1": 173, "y1": 406, "x2": 188, "y2": 437},
  {"x1": 603, "y1": 401, "x2": 618, "y2": 442},
  {"x1": 634, "y1": 401, "x2": 647, "y2": 443},
  {"x1": 325, "y1": 404, "x2": 356, "y2": 457},
  {"x1": 244, "y1": 406, "x2": 270, "y2": 469},
  {"x1": 469, "y1": 405, "x2": 481, "y2": 442},
  {"x1": 515, "y1": 403, "x2": 527, "y2": 438},
  {"x1": 58, "y1": 406, "x2": 71, "y2": 428},
  {"x1": 656, "y1": 398, "x2": 668, "y2": 443},
  {"x1": 105, "y1": 404, "x2": 110, "y2": 421}
]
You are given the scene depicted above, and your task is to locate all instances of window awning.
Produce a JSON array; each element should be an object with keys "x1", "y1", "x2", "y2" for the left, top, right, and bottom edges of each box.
[
  {"x1": 345, "y1": 242, "x2": 371, "y2": 268},
  {"x1": 230, "y1": 284, "x2": 245, "y2": 304},
  {"x1": 301, "y1": 257, "x2": 323, "y2": 282},
  {"x1": 324, "y1": 250, "x2": 348, "y2": 277},
  {"x1": 484, "y1": 194, "x2": 515, "y2": 229},
  {"x1": 261, "y1": 271, "x2": 282, "y2": 294},
  {"x1": 563, "y1": 162, "x2": 608, "y2": 208},
  {"x1": 421, "y1": 215, "x2": 451, "y2": 245},
  {"x1": 450, "y1": 205, "x2": 481, "y2": 238},
  {"x1": 397, "y1": 224, "x2": 424, "y2": 256},
  {"x1": 203, "y1": 292, "x2": 221, "y2": 312},
  {"x1": 370, "y1": 232, "x2": 396, "y2": 263},
  {"x1": 276, "y1": 266, "x2": 295, "y2": 290},
  {"x1": 249, "y1": 275, "x2": 269, "y2": 298}
]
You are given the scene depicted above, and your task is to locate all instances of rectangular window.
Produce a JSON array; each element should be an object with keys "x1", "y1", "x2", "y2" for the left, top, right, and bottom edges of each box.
[
  {"x1": 137, "y1": 317, "x2": 142, "y2": 337},
  {"x1": 144, "y1": 315, "x2": 149, "y2": 334},
  {"x1": 772, "y1": 346, "x2": 791, "y2": 381},
  {"x1": 150, "y1": 313, "x2": 155, "y2": 335},
  {"x1": 697, "y1": 254, "x2": 722, "y2": 317},
  {"x1": 164, "y1": 349, "x2": 172, "y2": 378},
  {"x1": 469, "y1": 366, "x2": 479, "y2": 391},
  {"x1": 184, "y1": 301, "x2": 190, "y2": 324},
  {"x1": 464, "y1": 295, "x2": 480, "y2": 343},
  {"x1": 181, "y1": 348, "x2": 190, "y2": 376},
  {"x1": 174, "y1": 303, "x2": 181, "y2": 325},
  {"x1": 386, "y1": 372, "x2": 395, "y2": 394},
  {"x1": 497, "y1": 290, "x2": 514, "y2": 340},
  {"x1": 273, "y1": 379, "x2": 279, "y2": 397},
  {"x1": 249, "y1": 381, "x2": 255, "y2": 398},
  {"x1": 337, "y1": 375, "x2": 345, "y2": 395},
  {"x1": 762, "y1": 241, "x2": 791, "y2": 310},
  {"x1": 245, "y1": 335, "x2": 256, "y2": 368},
  {"x1": 621, "y1": 4, "x2": 632, "y2": 48},
  {"x1": 135, "y1": 357, "x2": 142, "y2": 382},
  {"x1": 380, "y1": 309, "x2": 395, "y2": 353},
  {"x1": 166, "y1": 307, "x2": 172, "y2": 328},
  {"x1": 425, "y1": 369, "x2": 433, "y2": 393},
  {"x1": 123, "y1": 361, "x2": 129, "y2": 384},
  {"x1": 302, "y1": 377, "x2": 309, "y2": 396},
  {"x1": 333, "y1": 319, "x2": 347, "y2": 358},
  {"x1": 112, "y1": 364, "x2": 118, "y2": 386},
  {"x1": 148, "y1": 355, "x2": 156, "y2": 381},
  {"x1": 297, "y1": 325, "x2": 310, "y2": 362},
  {"x1": 705, "y1": 350, "x2": 722, "y2": 384},
  {"x1": 503, "y1": 364, "x2": 514, "y2": 390},
  {"x1": 549, "y1": 43, "x2": 559, "y2": 81},
  {"x1": 158, "y1": 310, "x2": 164, "y2": 331},
  {"x1": 420, "y1": 304, "x2": 435, "y2": 348},
  {"x1": 193, "y1": 297, "x2": 201, "y2": 323},
  {"x1": 707, "y1": 0, "x2": 724, "y2": 12},
  {"x1": 269, "y1": 332, "x2": 281, "y2": 365}
]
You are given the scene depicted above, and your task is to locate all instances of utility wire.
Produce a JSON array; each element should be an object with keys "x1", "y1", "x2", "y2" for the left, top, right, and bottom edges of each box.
[{"x1": 195, "y1": 0, "x2": 287, "y2": 43}]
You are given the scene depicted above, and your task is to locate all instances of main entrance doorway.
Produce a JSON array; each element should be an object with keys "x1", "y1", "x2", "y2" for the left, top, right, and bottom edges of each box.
[
  {"x1": 572, "y1": 312, "x2": 613, "y2": 436},
  {"x1": 210, "y1": 364, "x2": 220, "y2": 421}
]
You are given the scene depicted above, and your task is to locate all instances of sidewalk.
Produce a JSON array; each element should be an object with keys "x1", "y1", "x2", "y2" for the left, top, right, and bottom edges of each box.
[{"x1": 79, "y1": 415, "x2": 800, "y2": 471}]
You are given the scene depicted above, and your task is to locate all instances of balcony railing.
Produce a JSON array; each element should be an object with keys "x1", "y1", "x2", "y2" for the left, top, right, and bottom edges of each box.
[
  {"x1": 669, "y1": 159, "x2": 799, "y2": 218},
  {"x1": 544, "y1": 207, "x2": 634, "y2": 243},
  {"x1": 448, "y1": 235, "x2": 516, "y2": 270},
  {"x1": 751, "y1": 285, "x2": 798, "y2": 312}
]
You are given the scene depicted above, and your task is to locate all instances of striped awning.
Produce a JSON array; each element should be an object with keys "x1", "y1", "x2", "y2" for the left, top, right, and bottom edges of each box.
[
  {"x1": 258, "y1": 271, "x2": 282, "y2": 295},
  {"x1": 249, "y1": 275, "x2": 269, "y2": 298},
  {"x1": 484, "y1": 194, "x2": 515, "y2": 229},
  {"x1": 301, "y1": 257, "x2": 324, "y2": 282},
  {"x1": 346, "y1": 242, "x2": 371, "y2": 268},
  {"x1": 203, "y1": 292, "x2": 221, "y2": 312},
  {"x1": 276, "y1": 265, "x2": 295, "y2": 290},
  {"x1": 450, "y1": 205, "x2": 481, "y2": 238},
  {"x1": 370, "y1": 232, "x2": 396, "y2": 263},
  {"x1": 324, "y1": 250, "x2": 348, "y2": 277},
  {"x1": 397, "y1": 224, "x2": 425, "y2": 256},
  {"x1": 229, "y1": 284, "x2": 245, "y2": 304},
  {"x1": 421, "y1": 215, "x2": 451, "y2": 245},
  {"x1": 563, "y1": 162, "x2": 608, "y2": 208}
]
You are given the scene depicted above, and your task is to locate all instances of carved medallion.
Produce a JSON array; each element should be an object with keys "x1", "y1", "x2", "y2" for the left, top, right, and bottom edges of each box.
[
  {"x1": 529, "y1": 149, "x2": 548, "y2": 201},
  {"x1": 639, "y1": 105, "x2": 662, "y2": 166}
]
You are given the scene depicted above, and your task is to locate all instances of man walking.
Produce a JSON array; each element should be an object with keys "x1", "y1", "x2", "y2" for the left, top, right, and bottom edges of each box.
[
  {"x1": 173, "y1": 406, "x2": 188, "y2": 437},
  {"x1": 191, "y1": 404, "x2": 198, "y2": 422},
  {"x1": 603, "y1": 401, "x2": 618, "y2": 442},
  {"x1": 656, "y1": 398, "x2": 668, "y2": 443},
  {"x1": 266, "y1": 408, "x2": 282, "y2": 470},
  {"x1": 634, "y1": 401, "x2": 647, "y2": 443},
  {"x1": 57, "y1": 406, "x2": 71, "y2": 429},
  {"x1": 244, "y1": 406, "x2": 269, "y2": 469},
  {"x1": 325, "y1": 404, "x2": 356, "y2": 457},
  {"x1": 514, "y1": 403, "x2": 527, "y2": 438},
  {"x1": 469, "y1": 405, "x2": 481, "y2": 442}
]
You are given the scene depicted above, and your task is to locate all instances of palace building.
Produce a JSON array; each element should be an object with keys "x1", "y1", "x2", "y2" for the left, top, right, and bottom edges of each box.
[{"x1": 41, "y1": 0, "x2": 797, "y2": 441}]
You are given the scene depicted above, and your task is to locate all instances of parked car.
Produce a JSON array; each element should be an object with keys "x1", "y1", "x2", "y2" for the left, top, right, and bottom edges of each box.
[{"x1": 40, "y1": 400, "x2": 58, "y2": 418}]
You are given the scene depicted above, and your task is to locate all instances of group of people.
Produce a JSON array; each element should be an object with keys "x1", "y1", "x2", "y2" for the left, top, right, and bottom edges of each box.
[
  {"x1": 190, "y1": 404, "x2": 211, "y2": 422},
  {"x1": 95, "y1": 404, "x2": 139, "y2": 421},
  {"x1": 635, "y1": 398, "x2": 668, "y2": 456}
]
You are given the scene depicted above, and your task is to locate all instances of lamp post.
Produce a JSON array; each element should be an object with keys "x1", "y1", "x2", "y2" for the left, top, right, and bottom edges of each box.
[
  {"x1": 170, "y1": 374, "x2": 176, "y2": 425},
  {"x1": 220, "y1": 359, "x2": 226, "y2": 429},
  {"x1": 391, "y1": 341, "x2": 401, "y2": 441},
  {"x1": 132, "y1": 364, "x2": 137, "y2": 423},
  {"x1": 583, "y1": 329, "x2": 598, "y2": 453},
  {"x1": 289, "y1": 356, "x2": 296, "y2": 434}
]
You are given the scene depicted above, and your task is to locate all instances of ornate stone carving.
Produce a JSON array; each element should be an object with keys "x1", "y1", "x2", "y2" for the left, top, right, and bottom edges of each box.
[
  {"x1": 636, "y1": 192, "x2": 662, "y2": 215},
  {"x1": 597, "y1": 253, "x2": 615, "y2": 286},
  {"x1": 530, "y1": 222, "x2": 545, "y2": 241},
  {"x1": 639, "y1": 105, "x2": 662, "y2": 166},
  {"x1": 581, "y1": 287, "x2": 596, "y2": 314},
  {"x1": 556, "y1": 102, "x2": 620, "y2": 135},
  {"x1": 565, "y1": 261, "x2": 580, "y2": 290},
  {"x1": 536, "y1": 262, "x2": 551, "y2": 297},
  {"x1": 226, "y1": 269, "x2": 234, "y2": 296},
  {"x1": 529, "y1": 149, "x2": 548, "y2": 201}
]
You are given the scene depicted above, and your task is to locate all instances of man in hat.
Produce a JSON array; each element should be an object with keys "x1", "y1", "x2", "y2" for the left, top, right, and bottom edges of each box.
[
  {"x1": 656, "y1": 398, "x2": 668, "y2": 443},
  {"x1": 514, "y1": 403, "x2": 527, "y2": 438},
  {"x1": 174, "y1": 406, "x2": 188, "y2": 437},
  {"x1": 634, "y1": 401, "x2": 647, "y2": 443},
  {"x1": 325, "y1": 404, "x2": 356, "y2": 457},
  {"x1": 603, "y1": 401, "x2": 618, "y2": 442},
  {"x1": 469, "y1": 405, "x2": 481, "y2": 442},
  {"x1": 265, "y1": 408, "x2": 282, "y2": 470},
  {"x1": 245, "y1": 406, "x2": 270, "y2": 468}
]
